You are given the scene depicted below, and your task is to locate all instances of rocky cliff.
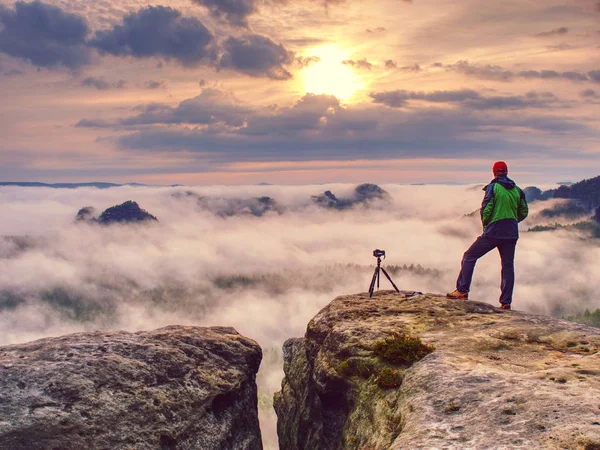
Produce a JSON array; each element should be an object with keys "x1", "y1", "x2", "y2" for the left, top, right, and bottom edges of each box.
[
  {"x1": 274, "y1": 291, "x2": 600, "y2": 450},
  {"x1": 0, "y1": 326, "x2": 263, "y2": 450}
]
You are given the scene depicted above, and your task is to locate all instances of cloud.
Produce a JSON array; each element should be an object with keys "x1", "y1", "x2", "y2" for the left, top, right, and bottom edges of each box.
[
  {"x1": 342, "y1": 58, "x2": 373, "y2": 70},
  {"x1": 445, "y1": 61, "x2": 598, "y2": 83},
  {"x1": 446, "y1": 60, "x2": 514, "y2": 82},
  {"x1": 535, "y1": 27, "x2": 568, "y2": 37},
  {"x1": 0, "y1": 1, "x2": 92, "y2": 69},
  {"x1": 385, "y1": 60, "x2": 397, "y2": 69},
  {"x1": 219, "y1": 34, "x2": 293, "y2": 80},
  {"x1": 319, "y1": 0, "x2": 410, "y2": 4},
  {"x1": 518, "y1": 69, "x2": 589, "y2": 81},
  {"x1": 464, "y1": 94, "x2": 559, "y2": 110},
  {"x1": 144, "y1": 80, "x2": 167, "y2": 89},
  {"x1": 525, "y1": 91, "x2": 556, "y2": 99},
  {"x1": 116, "y1": 88, "x2": 253, "y2": 127},
  {"x1": 282, "y1": 37, "x2": 326, "y2": 47},
  {"x1": 369, "y1": 89, "x2": 560, "y2": 110},
  {"x1": 90, "y1": 6, "x2": 214, "y2": 67},
  {"x1": 73, "y1": 67, "x2": 591, "y2": 162},
  {"x1": 581, "y1": 89, "x2": 598, "y2": 98},
  {"x1": 518, "y1": 69, "x2": 560, "y2": 79},
  {"x1": 81, "y1": 77, "x2": 126, "y2": 90},
  {"x1": 75, "y1": 118, "x2": 113, "y2": 128},
  {"x1": 172, "y1": 190, "x2": 284, "y2": 217},
  {"x1": 110, "y1": 95, "x2": 588, "y2": 161},
  {"x1": 369, "y1": 89, "x2": 479, "y2": 107},
  {"x1": 1, "y1": 183, "x2": 599, "y2": 447},
  {"x1": 561, "y1": 71, "x2": 589, "y2": 81},
  {"x1": 295, "y1": 56, "x2": 320, "y2": 68},
  {"x1": 239, "y1": 93, "x2": 341, "y2": 137},
  {"x1": 366, "y1": 27, "x2": 386, "y2": 33},
  {"x1": 191, "y1": 0, "x2": 258, "y2": 27},
  {"x1": 3, "y1": 68, "x2": 24, "y2": 76},
  {"x1": 0, "y1": 56, "x2": 24, "y2": 76},
  {"x1": 400, "y1": 63, "x2": 422, "y2": 72},
  {"x1": 546, "y1": 43, "x2": 573, "y2": 52}
]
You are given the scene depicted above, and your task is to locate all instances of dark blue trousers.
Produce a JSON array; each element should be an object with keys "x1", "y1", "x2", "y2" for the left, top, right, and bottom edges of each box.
[{"x1": 456, "y1": 236, "x2": 517, "y2": 305}]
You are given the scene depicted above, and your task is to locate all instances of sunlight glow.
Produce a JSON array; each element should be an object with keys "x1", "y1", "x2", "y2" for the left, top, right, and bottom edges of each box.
[{"x1": 302, "y1": 44, "x2": 364, "y2": 101}]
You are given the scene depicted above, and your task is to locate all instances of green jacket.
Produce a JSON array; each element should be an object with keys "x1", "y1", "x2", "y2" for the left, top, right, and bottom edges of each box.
[{"x1": 481, "y1": 176, "x2": 528, "y2": 239}]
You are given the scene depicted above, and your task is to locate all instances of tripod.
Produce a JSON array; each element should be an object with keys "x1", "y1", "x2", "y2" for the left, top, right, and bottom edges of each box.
[{"x1": 369, "y1": 255, "x2": 400, "y2": 297}]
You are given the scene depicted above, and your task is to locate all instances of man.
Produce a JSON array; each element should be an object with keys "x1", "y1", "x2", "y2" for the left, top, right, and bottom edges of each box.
[{"x1": 447, "y1": 161, "x2": 528, "y2": 310}]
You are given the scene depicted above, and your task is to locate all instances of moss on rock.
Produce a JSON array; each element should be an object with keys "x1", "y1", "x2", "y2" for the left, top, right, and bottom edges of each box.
[{"x1": 373, "y1": 332, "x2": 435, "y2": 366}]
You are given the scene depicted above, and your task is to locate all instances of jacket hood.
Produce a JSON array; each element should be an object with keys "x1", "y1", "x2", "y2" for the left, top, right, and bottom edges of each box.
[{"x1": 483, "y1": 175, "x2": 516, "y2": 190}]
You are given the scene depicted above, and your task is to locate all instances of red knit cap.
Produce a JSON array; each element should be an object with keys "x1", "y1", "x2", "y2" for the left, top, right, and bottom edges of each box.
[{"x1": 492, "y1": 161, "x2": 508, "y2": 173}]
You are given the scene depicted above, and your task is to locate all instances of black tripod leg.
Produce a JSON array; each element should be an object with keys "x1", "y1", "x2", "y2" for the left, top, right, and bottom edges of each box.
[
  {"x1": 369, "y1": 267, "x2": 379, "y2": 297},
  {"x1": 380, "y1": 267, "x2": 400, "y2": 293}
]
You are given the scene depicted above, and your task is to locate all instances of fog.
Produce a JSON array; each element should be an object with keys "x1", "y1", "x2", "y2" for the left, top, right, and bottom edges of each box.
[{"x1": 1, "y1": 183, "x2": 599, "y2": 449}]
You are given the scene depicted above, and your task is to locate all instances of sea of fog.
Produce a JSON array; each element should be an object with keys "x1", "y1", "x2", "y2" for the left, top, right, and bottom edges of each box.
[{"x1": 1, "y1": 183, "x2": 599, "y2": 449}]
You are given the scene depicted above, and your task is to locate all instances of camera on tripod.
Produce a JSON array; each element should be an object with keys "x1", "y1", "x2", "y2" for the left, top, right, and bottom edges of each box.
[
  {"x1": 368, "y1": 249, "x2": 399, "y2": 297},
  {"x1": 373, "y1": 249, "x2": 385, "y2": 258}
]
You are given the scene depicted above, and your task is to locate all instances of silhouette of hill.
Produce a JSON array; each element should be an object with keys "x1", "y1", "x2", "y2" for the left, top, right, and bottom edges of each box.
[
  {"x1": 74, "y1": 201, "x2": 158, "y2": 224},
  {"x1": 550, "y1": 176, "x2": 600, "y2": 209},
  {"x1": 312, "y1": 183, "x2": 391, "y2": 210},
  {"x1": 538, "y1": 200, "x2": 589, "y2": 219},
  {"x1": 171, "y1": 191, "x2": 283, "y2": 217},
  {"x1": 0, "y1": 182, "x2": 147, "y2": 189},
  {"x1": 75, "y1": 206, "x2": 97, "y2": 222},
  {"x1": 98, "y1": 201, "x2": 158, "y2": 224},
  {"x1": 523, "y1": 186, "x2": 547, "y2": 202}
]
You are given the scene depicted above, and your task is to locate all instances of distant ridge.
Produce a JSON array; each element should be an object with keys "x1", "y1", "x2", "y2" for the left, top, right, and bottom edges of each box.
[{"x1": 0, "y1": 182, "x2": 146, "y2": 189}]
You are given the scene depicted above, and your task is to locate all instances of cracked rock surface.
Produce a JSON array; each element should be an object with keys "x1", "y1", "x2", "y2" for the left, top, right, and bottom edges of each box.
[
  {"x1": 274, "y1": 291, "x2": 600, "y2": 450},
  {"x1": 0, "y1": 325, "x2": 263, "y2": 450}
]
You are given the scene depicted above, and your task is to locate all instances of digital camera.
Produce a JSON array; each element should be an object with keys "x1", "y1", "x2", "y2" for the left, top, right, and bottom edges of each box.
[{"x1": 373, "y1": 249, "x2": 386, "y2": 258}]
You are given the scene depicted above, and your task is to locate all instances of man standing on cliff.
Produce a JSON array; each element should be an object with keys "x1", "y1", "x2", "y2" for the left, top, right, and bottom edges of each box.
[{"x1": 447, "y1": 161, "x2": 528, "y2": 310}]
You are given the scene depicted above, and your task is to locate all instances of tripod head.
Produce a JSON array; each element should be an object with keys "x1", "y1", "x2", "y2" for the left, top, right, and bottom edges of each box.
[
  {"x1": 373, "y1": 249, "x2": 385, "y2": 258},
  {"x1": 373, "y1": 249, "x2": 385, "y2": 265}
]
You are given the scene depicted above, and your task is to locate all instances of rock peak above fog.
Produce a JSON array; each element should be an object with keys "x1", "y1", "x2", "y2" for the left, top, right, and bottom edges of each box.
[
  {"x1": 275, "y1": 291, "x2": 600, "y2": 449},
  {"x1": 0, "y1": 326, "x2": 263, "y2": 450},
  {"x1": 76, "y1": 200, "x2": 158, "y2": 224},
  {"x1": 311, "y1": 183, "x2": 391, "y2": 210}
]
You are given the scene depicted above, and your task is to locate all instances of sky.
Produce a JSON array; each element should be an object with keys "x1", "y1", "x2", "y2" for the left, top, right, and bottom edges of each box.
[
  {"x1": 2, "y1": 183, "x2": 600, "y2": 448},
  {"x1": 0, "y1": 0, "x2": 598, "y2": 184}
]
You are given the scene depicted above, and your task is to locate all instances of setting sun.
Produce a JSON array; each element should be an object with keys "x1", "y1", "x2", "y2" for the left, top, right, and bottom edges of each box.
[{"x1": 302, "y1": 45, "x2": 364, "y2": 100}]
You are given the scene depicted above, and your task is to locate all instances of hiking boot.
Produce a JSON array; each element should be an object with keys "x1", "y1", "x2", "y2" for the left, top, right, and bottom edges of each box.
[
  {"x1": 446, "y1": 289, "x2": 468, "y2": 300},
  {"x1": 498, "y1": 303, "x2": 511, "y2": 311}
]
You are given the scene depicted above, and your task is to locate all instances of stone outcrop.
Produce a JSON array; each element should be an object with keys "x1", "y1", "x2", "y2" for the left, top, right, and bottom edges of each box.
[
  {"x1": 74, "y1": 201, "x2": 158, "y2": 224},
  {"x1": 98, "y1": 200, "x2": 158, "y2": 224},
  {"x1": 274, "y1": 291, "x2": 600, "y2": 450},
  {"x1": 311, "y1": 184, "x2": 391, "y2": 210},
  {"x1": 171, "y1": 192, "x2": 283, "y2": 217},
  {"x1": 0, "y1": 326, "x2": 263, "y2": 450},
  {"x1": 75, "y1": 206, "x2": 97, "y2": 222}
]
